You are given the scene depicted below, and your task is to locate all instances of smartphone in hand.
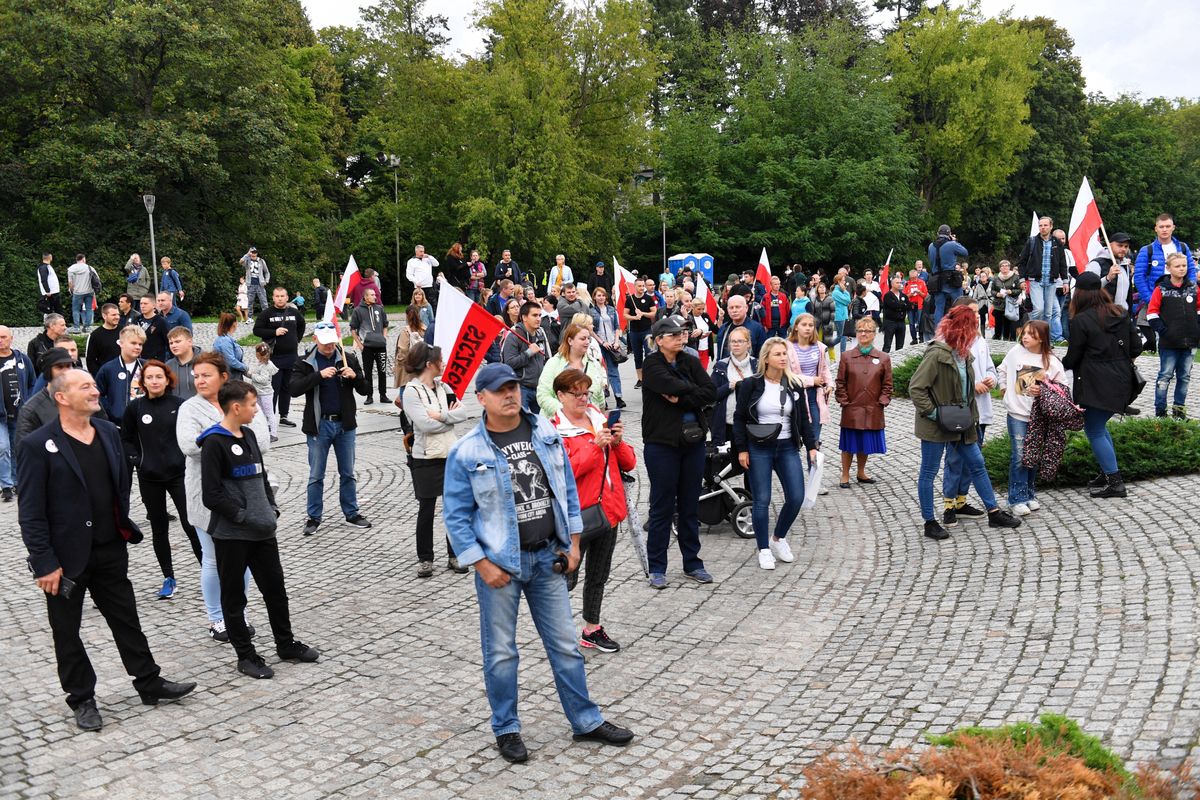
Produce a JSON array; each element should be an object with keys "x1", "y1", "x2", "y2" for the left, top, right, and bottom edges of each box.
[{"x1": 607, "y1": 410, "x2": 621, "y2": 428}]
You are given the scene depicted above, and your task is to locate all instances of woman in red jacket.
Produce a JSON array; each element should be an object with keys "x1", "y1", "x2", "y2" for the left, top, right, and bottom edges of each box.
[{"x1": 550, "y1": 368, "x2": 636, "y2": 654}]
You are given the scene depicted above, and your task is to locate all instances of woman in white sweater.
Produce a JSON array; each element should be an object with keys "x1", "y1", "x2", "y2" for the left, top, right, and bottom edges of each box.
[
  {"x1": 176, "y1": 352, "x2": 270, "y2": 642},
  {"x1": 401, "y1": 341, "x2": 470, "y2": 578},
  {"x1": 997, "y1": 320, "x2": 1065, "y2": 516}
]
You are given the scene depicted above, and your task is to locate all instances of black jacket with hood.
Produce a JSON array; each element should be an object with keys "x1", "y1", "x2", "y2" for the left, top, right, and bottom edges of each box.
[
  {"x1": 1062, "y1": 307, "x2": 1143, "y2": 413},
  {"x1": 198, "y1": 424, "x2": 277, "y2": 541}
]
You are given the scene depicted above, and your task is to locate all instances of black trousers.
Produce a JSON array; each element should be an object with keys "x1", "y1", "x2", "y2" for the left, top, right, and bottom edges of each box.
[
  {"x1": 362, "y1": 346, "x2": 388, "y2": 398},
  {"x1": 415, "y1": 496, "x2": 456, "y2": 562},
  {"x1": 566, "y1": 525, "x2": 618, "y2": 625},
  {"x1": 271, "y1": 353, "x2": 297, "y2": 420},
  {"x1": 881, "y1": 318, "x2": 906, "y2": 352},
  {"x1": 139, "y1": 474, "x2": 200, "y2": 579},
  {"x1": 214, "y1": 537, "x2": 295, "y2": 660},
  {"x1": 45, "y1": 542, "x2": 160, "y2": 707},
  {"x1": 994, "y1": 313, "x2": 1018, "y2": 341}
]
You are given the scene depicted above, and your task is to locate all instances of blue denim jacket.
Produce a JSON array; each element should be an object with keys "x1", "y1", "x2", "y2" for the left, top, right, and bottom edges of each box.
[{"x1": 444, "y1": 410, "x2": 583, "y2": 573}]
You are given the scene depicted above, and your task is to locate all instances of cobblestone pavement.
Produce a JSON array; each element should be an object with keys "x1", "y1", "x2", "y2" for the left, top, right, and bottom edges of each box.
[{"x1": 2, "y1": 330, "x2": 1199, "y2": 799}]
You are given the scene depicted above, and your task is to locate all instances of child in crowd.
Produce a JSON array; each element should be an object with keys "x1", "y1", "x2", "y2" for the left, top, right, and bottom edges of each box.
[
  {"x1": 199, "y1": 381, "x2": 319, "y2": 680},
  {"x1": 1146, "y1": 252, "x2": 1200, "y2": 419},
  {"x1": 236, "y1": 277, "x2": 249, "y2": 322},
  {"x1": 245, "y1": 342, "x2": 279, "y2": 441}
]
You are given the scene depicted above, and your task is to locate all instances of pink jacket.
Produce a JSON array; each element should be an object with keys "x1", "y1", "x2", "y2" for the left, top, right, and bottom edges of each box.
[{"x1": 786, "y1": 341, "x2": 832, "y2": 424}]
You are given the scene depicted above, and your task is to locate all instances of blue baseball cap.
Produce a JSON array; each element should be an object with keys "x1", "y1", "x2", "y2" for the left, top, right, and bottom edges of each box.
[{"x1": 475, "y1": 362, "x2": 520, "y2": 393}]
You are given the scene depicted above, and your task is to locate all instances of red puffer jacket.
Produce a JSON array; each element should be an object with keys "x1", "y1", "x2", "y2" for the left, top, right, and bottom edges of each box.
[{"x1": 552, "y1": 406, "x2": 636, "y2": 527}]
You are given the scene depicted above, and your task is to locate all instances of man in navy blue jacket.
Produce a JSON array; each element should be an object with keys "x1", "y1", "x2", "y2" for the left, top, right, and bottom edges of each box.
[
  {"x1": 18, "y1": 369, "x2": 195, "y2": 730},
  {"x1": 94, "y1": 325, "x2": 146, "y2": 426},
  {"x1": 927, "y1": 224, "x2": 970, "y2": 328}
]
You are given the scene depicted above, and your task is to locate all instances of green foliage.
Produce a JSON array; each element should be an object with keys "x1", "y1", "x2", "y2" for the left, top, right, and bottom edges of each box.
[
  {"x1": 0, "y1": 225, "x2": 40, "y2": 327},
  {"x1": 885, "y1": 4, "x2": 1043, "y2": 221},
  {"x1": 928, "y1": 713, "x2": 1130, "y2": 779},
  {"x1": 981, "y1": 417, "x2": 1200, "y2": 488},
  {"x1": 890, "y1": 351, "x2": 1003, "y2": 398}
]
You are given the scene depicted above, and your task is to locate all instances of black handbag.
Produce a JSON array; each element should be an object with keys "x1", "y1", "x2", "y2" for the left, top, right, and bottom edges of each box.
[
  {"x1": 746, "y1": 422, "x2": 782, "y2": 444},
  {"x1": 935, "y1": 404, "x2": 974, "y2": 435},
  {"x1": 578, "y1": 447, "x2": 611, "y2": 545}
]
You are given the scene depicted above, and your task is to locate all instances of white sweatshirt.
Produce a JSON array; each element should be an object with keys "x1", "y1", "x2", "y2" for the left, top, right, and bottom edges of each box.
[{"x1": 997, "y1": 344, "x2": 1066, "y2": 422}]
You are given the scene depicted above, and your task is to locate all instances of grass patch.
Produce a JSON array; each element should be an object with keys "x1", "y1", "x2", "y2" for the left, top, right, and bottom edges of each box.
[
  {"x1": 891, "y1": 351, "x2": 1004, "y2": 399},
  {"x1": 928, "y1": 713, "x2": 1128, "y2": 778},
  {"x1": 982, "y1": 417, "x2": 1200, "y2": 488}
]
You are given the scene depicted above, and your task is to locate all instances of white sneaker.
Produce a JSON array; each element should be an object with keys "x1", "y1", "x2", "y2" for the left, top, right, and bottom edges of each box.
[
  {"x1": 818, "y1": 486, "x2": 829, "y2": 496},
  {"x1": 1027, "y1": 499, "x2": 1040, "y2": 511},
  {"x1": 1010, "y1": 503, "x2": 1031, "y2": 516},
  {"x1": 769, "y1": 537, "x2": 795, "y2": 563},
  {"x1": 757, "y1": 549, "x2": 776, "y2": 570}
]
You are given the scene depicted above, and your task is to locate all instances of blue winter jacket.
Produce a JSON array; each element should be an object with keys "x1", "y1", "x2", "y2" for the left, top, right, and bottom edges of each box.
[{"x1": 1134, "y1": 238, "x2": 1195, "y2": 309}]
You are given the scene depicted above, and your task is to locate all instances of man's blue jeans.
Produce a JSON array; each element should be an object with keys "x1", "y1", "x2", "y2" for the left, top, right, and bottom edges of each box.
[
  {"x1": 908, "y1": 307, "x2": 923, "y2": 341},
  {"x1": 0, "y1": 420, "x2": 16, "y2": 488},
  {"x1": 918, "y1": 439, "x2": 997, "y2": 521},
  {"x1": 1006, "y1": 416, "x2": 1037, "y2": 505},
  {"x1": 1029, "y1": 279, "x2": 1062, "y2": 341},
  {"x1": 931, "y1": 280, "x2": 960, "y2": 329},
  {"x1": 1082, "y1": 407, "x2": 1118, "y2": 474},
  {"x1": 1058, "y1": 293, "x2": 1070, "y2": 340},
  {"x1": 475, "y1": 546, "x2": 605, "y2": 737},
  {"x1": 1155, "y1": 348, "x2": 1194, "y2": 414},
  {"x1": 71, "y1": 292, "x2": 94, "y2": 329},
  {"x1": 630, "y1": 329, "x2": 651, "y2": 370},
  {"x1": 306, "y1": 420, "x2": 359, "y2": 521},
  {"x1": 746, "y1": 439, "x2": 806, "y2": 550},
  {"x1": 520, "y1": 385, "x2": 540, "y2": 414}
]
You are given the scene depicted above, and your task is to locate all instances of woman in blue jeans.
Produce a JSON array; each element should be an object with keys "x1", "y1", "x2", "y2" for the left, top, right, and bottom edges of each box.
[
  {"x1": 909, "y1": 307, "x2": 1023, "y2": 540},
  {"x1": 1062, "y1": 271, "x2": 1143, "y2": 498},
  {"x1": 733, "y1": 338, "x2": 818, "y2": 570}
]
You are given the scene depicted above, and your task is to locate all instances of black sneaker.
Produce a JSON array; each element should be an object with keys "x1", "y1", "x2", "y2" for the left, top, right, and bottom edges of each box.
[
  {"x1": 364, "y1": 396, "x2": 374, "y2": 405},
  {"x1": 580, "y1": 627, "x2": 621, "y2": 653},
  {"x1": 572, "y1": 721, "x2": 634, "y2": 746},
  {"x1": 345, "y1": 514, "x2": 372, "y2": 528},
  {"x1": 237, "y1": 655, "x2": 274, "y2": 679},
  {"x1": 304, "y1": 518, "x2": 321, "y2": 536},
  {"x1": 276, "y1": 641, "x2": 320, "y2": 662},
  {"x1": 988, "y1": 509, "x2": 1022, "y2": 529},
  {"x1": 496, "y1": 732, "x2": 528, "y2": 763},
  {"x1": 1, "y1": 487, "x2": 13, "y2": 502},
  {"x1": 634, "y1": 380, "x2": 642, "y2": 389},
  {"x1": 956, "y1": 503, "x2": 986, "y2": 518},
  {"x1": 941, "y1": 508, "x2": 958, "y2": 528},
  {"x1": 924, "y1": 520, "x2": 950, "y2": 540},
  {"x1": 278, "y1": 417, "x2": 297, "y2": 428},
  {"x1": 616, "y1": 396, "x2": 627, "y2": 409}
]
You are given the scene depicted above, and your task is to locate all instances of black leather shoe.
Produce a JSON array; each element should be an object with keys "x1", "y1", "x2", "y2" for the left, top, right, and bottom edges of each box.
[
  {"x1": 572, "y1": 720, "x2": 634, "y2": 746},
  {"x1": 496, "y1": 732, "x2": 528, "y2": 763},
  {"x1": 139, "y1": 679, "x2": 197, "y2": 705},
  {"x1": 278, "y1": 417, "x2": 297, "y2": 428},
  {"x1": 277, "y1": 641, "x2": 320, "y2": 662},
  {"x1": 364, "y1": 396, "x2": 374, "y2": 405},
  {"x1": 74, "y1": 699, "x2": 102, "y2": 731}
]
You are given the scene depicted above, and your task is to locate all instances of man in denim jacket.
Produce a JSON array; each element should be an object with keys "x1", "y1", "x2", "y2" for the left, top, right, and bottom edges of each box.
[{"x1": 443, "y1": 363, "x2": 634, "y2": 763}]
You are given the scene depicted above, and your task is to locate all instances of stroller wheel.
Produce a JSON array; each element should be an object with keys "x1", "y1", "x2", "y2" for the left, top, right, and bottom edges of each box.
[
  {"x1": 731, "y1": 487, "x2": 751, "y2": 502},
  {"x1": 731, "y1": 500, "x2": 755, "y2": 539}
]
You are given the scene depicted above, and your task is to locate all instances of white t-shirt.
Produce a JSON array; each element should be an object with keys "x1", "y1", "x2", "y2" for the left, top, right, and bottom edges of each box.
[
  {"x1": 755, "y1": 377, "x2": 792, "y2": 439},
  {"x1": 1162, "y1": 241, "x2": 1178, "y2": 258},
  {"x1": 864, "y1": 292, "x2": 880, "y2": 312}
]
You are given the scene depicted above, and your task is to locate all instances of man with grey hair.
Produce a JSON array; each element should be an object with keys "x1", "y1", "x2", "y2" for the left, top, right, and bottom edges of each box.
[
  {"x1": 28, "y1": 313, "x2": 67, "y2": 372},
  {"x1": 406, "y1": 244, "x2": 439, "y2": 307},
  {"x1": 0, "y1": 325, "x2": 36, "y2": 501}
]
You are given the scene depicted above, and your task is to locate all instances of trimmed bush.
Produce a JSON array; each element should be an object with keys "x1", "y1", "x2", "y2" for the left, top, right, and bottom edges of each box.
[
  {"x1": 891, "y1": 351, "x2": 1003, "y2": 398},
  {"x1": 982, "y1": 417, "x2": 1200, "y2": 488}
]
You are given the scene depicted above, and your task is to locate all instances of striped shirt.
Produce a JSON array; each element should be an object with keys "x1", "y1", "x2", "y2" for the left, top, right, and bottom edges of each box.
[{"x1": 792, "y1": 343, "x2": 820, "y2": 377}]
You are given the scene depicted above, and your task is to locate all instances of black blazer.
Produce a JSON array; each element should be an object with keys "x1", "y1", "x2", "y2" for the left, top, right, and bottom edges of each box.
[
  {"x1": 731, "y1": 374, "x2": 817, "y2": 455},
  {"x1": 18, "y1": 417, "x2": 142, "y2": 579}
]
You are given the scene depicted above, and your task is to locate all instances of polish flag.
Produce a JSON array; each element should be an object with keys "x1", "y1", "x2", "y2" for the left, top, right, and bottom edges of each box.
[
  {"x1": 614, "y1": 258, "x2": 637, "y2": 331},
  {"x1": 322, "y1": 291, "x2": 341, "y2": 336},
  {"x1": 693, "y1": 273, "x2": 718, "y2": 369},
  {"x1": 1029, "y1": 211, "x2": 1040, "y2": 238},
  {"x1": 332, "y1": 255, "x2": 362, "y2": 311},
  {"x1": 433, "y1": 277, "x2": 507, "y2": 399},
  {"x1": 755, "y1": 247, "x2": 771, "y2": 289},
  {"x1": 1067, "y1": 178, "x2": 1104, "y2": 269},
  {"x1": 879, "y1": 248, "x2": 894, "y2": 290}
]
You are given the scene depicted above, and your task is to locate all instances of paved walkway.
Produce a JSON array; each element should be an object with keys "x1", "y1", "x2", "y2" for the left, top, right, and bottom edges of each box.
[{"x1": 2, "y1": 334, "x2": 1199, "y2": 799}]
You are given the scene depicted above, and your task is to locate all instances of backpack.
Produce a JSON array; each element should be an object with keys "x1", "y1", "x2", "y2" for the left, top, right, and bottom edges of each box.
[{"x1": 89, "y1": 267, "x2": 103, "y2": 298}]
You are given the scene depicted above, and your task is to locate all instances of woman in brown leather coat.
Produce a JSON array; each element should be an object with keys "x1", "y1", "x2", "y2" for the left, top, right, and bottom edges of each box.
[{"x1": 834, "y1": 317, "x2": 893, "y2": 488}]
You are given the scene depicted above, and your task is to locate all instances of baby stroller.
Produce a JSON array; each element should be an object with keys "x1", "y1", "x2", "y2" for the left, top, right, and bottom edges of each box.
[{"x1": 697, "y1": 442, "x2": 754, "y2": 539}]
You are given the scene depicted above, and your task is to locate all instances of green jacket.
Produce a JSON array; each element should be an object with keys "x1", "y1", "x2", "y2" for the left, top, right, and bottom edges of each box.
[{"x1": 908, "y1": 341, "x2": 979, "y2": 443}]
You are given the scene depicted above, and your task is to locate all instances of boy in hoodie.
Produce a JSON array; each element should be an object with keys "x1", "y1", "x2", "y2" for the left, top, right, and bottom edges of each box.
[
  {"x1": 199, "y1": 380, "x2": 319, "y2": 679},
  {"x1": 1146, "y1": 252, "x2": 1200, "y2": 419}
]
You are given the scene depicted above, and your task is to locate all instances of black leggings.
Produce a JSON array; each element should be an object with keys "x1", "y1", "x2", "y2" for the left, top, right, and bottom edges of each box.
[
  {"x1": 567, "y1": 525, "x2": 618, "y2": 625},
  {"x1": 416, "y1": 496, "x2": 455, "y2": 562},
  {"x1": 140, "y1": 475, "x2": 200, "y2": 579},
  {"x1": 993, "y1": 313, "x2": 1018, "y2": 341}
]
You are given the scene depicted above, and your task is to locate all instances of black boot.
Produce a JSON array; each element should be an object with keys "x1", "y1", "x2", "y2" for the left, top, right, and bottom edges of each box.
[
  {"x1": 1086, "y1": 472, "x2": 1106, "y2": 490},
  {"x1": 1090, "y1": 471, "x2": 1127, "y2": 498}
]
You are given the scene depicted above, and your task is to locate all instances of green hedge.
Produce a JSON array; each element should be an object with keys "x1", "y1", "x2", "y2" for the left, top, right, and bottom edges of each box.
[
  {"x1": 891, "y1": 350, "x2": 1004, "y2": 398},
  {"x1": 0, "y1": 225, "x2": 41, "y2": 327},
  {"x1": 982, "y1": 418, "x2": 1200, "y2": 488}
]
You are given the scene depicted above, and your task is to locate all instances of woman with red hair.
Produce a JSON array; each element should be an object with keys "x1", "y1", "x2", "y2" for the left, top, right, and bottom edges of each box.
[{"x1": 909, "y1": 306, "x2": 1023, "y2": 540}]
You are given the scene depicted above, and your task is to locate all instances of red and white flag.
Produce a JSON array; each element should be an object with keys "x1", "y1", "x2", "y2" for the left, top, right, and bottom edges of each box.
[
  {"x1": 693, "y1": 273, "x2": 718, "y2": 369},
  {"x1": 1067, "y1": 178, "x2": 1104, "y2": 269},
  {"x1": 755, "y1": 247, "x2": 771, "y2": 289},
  {"x1": 614, "y1": 258, "x2": 637, "y2": 331},
  {"x1": 1029, "y1": 211, "x2": 1040, "y2": 238},
  {"x1": 332, "y1": 255, "x2": 362, "y2": 311},
  {"x1": 433, "y1": 277, "x2": 507, "y2": 399},
  {"x1": 321, "y1": 291, "x2": 341, "y2": 336},
  {"x1": 879, "y1": 248, "x2": 894, "y2": 290}
]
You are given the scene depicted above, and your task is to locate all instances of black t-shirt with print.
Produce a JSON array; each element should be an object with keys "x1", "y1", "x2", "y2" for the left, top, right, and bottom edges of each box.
[{"x1": 488, "y1": 417, "x2": 556, "y2": 548}]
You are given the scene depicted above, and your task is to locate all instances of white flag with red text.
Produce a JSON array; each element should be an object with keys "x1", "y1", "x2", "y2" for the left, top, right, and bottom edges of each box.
[
  {"x1": 433, "y1": 277, "x2": 507, "y2": 399},
  {"x1": 1067, "y1": 178, "x2": 1104, "y2": 269}
]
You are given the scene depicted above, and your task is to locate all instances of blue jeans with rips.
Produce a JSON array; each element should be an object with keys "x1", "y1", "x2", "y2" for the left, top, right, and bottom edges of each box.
[
  {"x1": 746, "y1": 438, "x2": 806, "y2": 550},
  {"x1": 918, "y1": 439, "x2": 998, "y2": 522},
  {"x1": 1006, "y1": 416, "x2": 1037, "y2": 505},
  {"x1": 1155, "y1": 348, "x2": 1193, "y2": 414},
  {"x1": 305, "y1": 419, "x2": 359, "y2": 521},
  {"x1": 475, "y1": 545, "x2": 605, "y2": 737}
]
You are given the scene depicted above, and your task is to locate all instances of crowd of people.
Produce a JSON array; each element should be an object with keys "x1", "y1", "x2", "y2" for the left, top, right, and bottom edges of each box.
[{"x1": 8, "y1": 217, "x2": 1197, "y2": 760}]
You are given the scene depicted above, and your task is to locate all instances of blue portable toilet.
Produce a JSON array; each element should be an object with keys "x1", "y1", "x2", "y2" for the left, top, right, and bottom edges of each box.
[{"x1": 668, "y1": 253, "x2": 714, "y2": 285}]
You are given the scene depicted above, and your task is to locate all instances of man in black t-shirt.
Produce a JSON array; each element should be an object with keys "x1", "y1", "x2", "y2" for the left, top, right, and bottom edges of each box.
[
  {"x1": 624, "y1": 280, "x2": 657, "y2": 387},
  {"x1": 253, "y1": 287, "x2": 306, "y2": 426},
  {"x1": 134, "y1": 296, "x2": 170, "y2": 362},
  {"x1": 17, "y1": 369, "x2": 196, "y2": 730}
]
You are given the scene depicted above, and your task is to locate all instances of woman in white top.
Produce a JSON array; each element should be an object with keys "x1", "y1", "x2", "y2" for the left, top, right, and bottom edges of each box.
[
  {"x1": 862, "y1": 269, "x2": 881, "y2": 322},
  {"x1": 731, "y1": 338, "x2": 819, "y2": 570},
  {"x1": 401, "y1": 342, "x2": 471, "y2": 578},
  {"x1": 997, "y1": 319, "x2": 1065, "y2": 516}
]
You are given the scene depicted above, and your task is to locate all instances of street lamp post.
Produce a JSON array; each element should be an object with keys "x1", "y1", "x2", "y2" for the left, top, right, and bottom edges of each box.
[
  {"x1": 386, "y1": 155, "x2": 402, "y2": 304},
  {"x1": 142, "y1": 194, "x2": 159, "y2": 295}
]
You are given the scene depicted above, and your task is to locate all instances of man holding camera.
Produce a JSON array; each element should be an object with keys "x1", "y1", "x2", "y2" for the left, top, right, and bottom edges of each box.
[
  {"x1": 928, "y1": 224, "x2": 970, "y2": 328},
  {"x1": 443, "y1": 363, "x2": 633, "y2": 764}
]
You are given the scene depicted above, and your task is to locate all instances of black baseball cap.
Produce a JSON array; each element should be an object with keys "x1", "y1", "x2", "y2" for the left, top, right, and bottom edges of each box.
[{"x1": 1109, "y1": 232, "x2": 1132, "y2": 244}]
